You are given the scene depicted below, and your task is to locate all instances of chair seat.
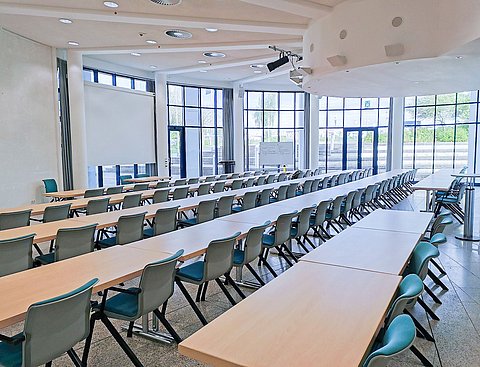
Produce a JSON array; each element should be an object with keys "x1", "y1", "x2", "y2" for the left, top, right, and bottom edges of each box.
[
  {"x1": 290, "y1": 227, "x2": 298, "y2": 238},
  {"x1": 178, "y1": 218, "x2": 197, "y2": 227},
  {"x1": 233, "y1": 249, "x2": 245, "y2": 266},
  {"x1": 295, "y1": 191, "x2": 303, "y2": 196},
  {"x1": 262, "y1": 233, "x2": 275, "y2": 247},
  {"x1": 143, "y1": 227, "x2": 154, "y2": 238},
  {"x1": 269, "y1": 198, "x2": 278, "y2": 203},
  {"x1": 101, "y1": 288, "x2": 140, "y2": 320},
  {"x1": 35, "y1": 252, "x2": 55, "y2": 265},
  {"x1": 0, "y1": 336, "x2": 23, "y2": 367},
  {"x1": 232, "y1": 206, "x2": 243, "y2": 213},
  {"x1": 98, "y1": 236, "x2": 117, "y2": 248},
  {"x1": 176, "y1": 261, "x2": 205, "y2": 282},
  {"x1": 325, "y1": 212, "x2": 333, "y2": 220},
  {"x1": 430, "y1": 233, "x2": 447, "y2": 245},
  {"x1": 437, "y1": 196, "x2": 459, "y2": 203}
]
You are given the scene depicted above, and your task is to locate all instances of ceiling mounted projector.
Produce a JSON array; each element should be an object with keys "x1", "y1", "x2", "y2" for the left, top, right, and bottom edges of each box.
[
  {"x1": 150, "y1": 0, "x2": 182, "y2": 4},
  {"x1": 267, "y1": 55, "x2": 289, "y2": 72}
]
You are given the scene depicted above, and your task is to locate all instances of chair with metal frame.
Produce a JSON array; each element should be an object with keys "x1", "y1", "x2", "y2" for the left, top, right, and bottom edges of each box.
[
  {"x1": 232, "y1": 191, "x2": 258, "y2": 212},
  {"x1": 277, "y1": 172, "x2": 288, "y2": 182},
  {"x1": 0, "y1": 209, "x2": 32, "y2": 230},
  {"x1": 153, "y1": 189, "x2": 170, "y2": 204},
  {"x1": 0, "y1": 233, "x2": 35, "y2": 276},
  {"x1": 204, "y1": 176, "x2": 216, "y2": 182},
  {"x1": 244, "y1": 177, "x2": 255, "y2": 188},
  {"x1": 257, "y1": 188, "x2": 273, "y2": 206},
  {"x1": 155, "y1": 181, "x2": 170, "y2": 189},
  {"x1": 218, "y1": 174, "x2": 228, "y2": 180},
  {"x1": 230, "y1": 179, "x2": 244, "y2": 190},
  {"x1": 42, "y1": 178, "x2": 58, "y2": 196},
  {"x1": 133, "y1": 183, "x2": 149, "y2": 191},
  {"x1": 311, "y1": 178, "x2": 321, "y2": 192},
  {"x1": 212, "y1": 181, "x2": 225, "y2": 193},
  {"x1": 83, "y1": 188, "x2": 104, "y2": 198},
  {"x1": 86, "y1": 198, "x2": 110, "y2": 216},
  {"x1": 325, "y1": 195, "x2": 347, "y2": 233},
  {"x1": 172, "y1": 186, "x2": 189, "y2": 200},
  {"x1": 187, "y1": 178, "x2": 199, "y2": 184},
  {"x1": 97, "y1": 212, "x2": 146, "y2": 249},
  {"x1": 122, "y1": 193, "x2": 142, "y2": 209},
  {"x1": 173, "y1": 179, "x2": 187, "y2": 186},
  {"x1": 43, "y1": 203, "x2": 71, "y2": 223},
  {"x1": 119, "y1": 175, "x2": 132, "y2": 185},
  {"x1": 144, "y1": 206, "x2": 179, "y2": 238},
  {"x1": 309, "y1": 199, "x2": 333, "y2": 240},
  {"x1": 178, "y1": 199, "x2": 216, "y2": 227},
  {"x1": 106, "y1": 186, "x2": 123, "y2": 195},
  {"x1": 256, "y1": 176, "x2": 267, "y2": 186},
  {"x1": 196, "y1": 183, "x2": 211, "y2": 196},
  {"x1": 270, "y1": 185, "x2": 288, "y2": 203},
  {"x1": 266, "y1": 174, "x2": 276, "y2": 184},
  {"x1": 286, "y1": 183, "x2": 298, "y2": 199},
  {"x1": 291, "y1": 205, "x2": 317, "y2": 253},
  {"x1": 216, "y1": 195, "x2": 235, "y2": 217}
]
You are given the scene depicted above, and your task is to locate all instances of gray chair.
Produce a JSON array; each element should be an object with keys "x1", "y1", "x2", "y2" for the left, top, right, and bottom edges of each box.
[
  {"x1": 212, "y1": 181, "x2": 225, "y2": 193},
  {"x1": 253, "y1": 170, "x2": 263, "y2": 176},
  {"x1": 230, "y1": 179, "x2": 244, "y2": 190},
  {"x1": 256, "y1": 175, "x2": 267, "y2": 186},
  {"x1": 178, "y1": 199, "x2": 216, "y2": 227},
  {"x1": 286, "y1": 183, "x2": 298, "y2": 199},
  {"x1": 84, "y1": 252, "x2": 184, "y2": 365},
  {"x1": 326, "y1": 195, "x2": 347, "y2": 233},
  {"x1": 245, "y1": 177, "x2": 255, "y2": 187},
  {"x1": 84, "y1": 188, "x2": 105, "y2": 198},
  {"x1": 122, "y1": 193, "x2": 142, "y2": 209},
  {"x1": 155, "y1": 181, "x2": 169, "y2": 189},
  {"x1": 133, "y1": 183, "x2": 149, "y2": 191},
  {"x1": 204, "y1": 176, "x2": 215, "y2": 182},
  {"x1": 310, "y1": 199, "x2": 333, "y2": 240},
  {"x1": 233, "y1": 191, "x2": 258, "y2": 212},
  {"x1": 266, "y1": 174, "x2": 276, "y2": 184},
  {"x1": 196, "y1": 183, "x2": 211, "y2": 196},
  {"x1": 43, "y1": 203, "x2": 71, "y2": 223},
  {"x1": 175, "y1": 232, "x2": 243, "y2": 324},
  {"x1": 86, "y1": 198, "x2": 110, "y2": 216},
  {"x1": 337, "y1": 173, "x2": 349, "y2": 185},
  {"x1": 218, "y1": 174, "x2": 228, "y2": 180},
  {"x1": 144, "y1": 206, "x2": 179, "y2": 238},
  {"x1": 270, "y1": 185, "x2": 288, "y2": 203},
  {"x1": 230, "y1": 173, "x2": 240, "y2": 179},
  {"x1": 233, "y1": 221, "x2": 272, "y2": 285},
  {"x1": 329, "y1": 174, "x2": 339, "y2": 187},
  {"x1": 311, "y1": 178, "x2": 321, "y2": 192},
  {"x1": 291, "y1": 205, "x2": 317, "y2": 253},
  {"x1": 187, "y1": 178, "x2": 199, "y2": 184},
  {"x1": 36, "y1": 223, "x2": 97, "y2": 265},
  {"x1": 153, "y1": 189, "x2": 170, "y2": 204},
  {"x1": 216, "y1": 195, "x2": 235, "y2": 217},
  {"x1": 172, "y1": 186, "x2": 189, "y2": 200},
  {"x1": 302, "y1": 180, "x2": 314, "y2": 195},
  {"x1": 257, "y1": 188, "x2": 273, "y2": 206},
  {"x1": 174, "y1": 179, "x2": 187, "y2": 186},
  {"x1": 0, "y1": 278, "x2": 98, "y2": 367},
  {"x1": 321, "y1": 176, "x2": 329, "y2": 189},
  {"x1": 106, "y1": 186, "x2": 123, "y2": 195},
  {"x1": 0, "y1": 234, "x2": 35, "y2": 276},
  {"x1": 277, "y1": 172, "x2": 287, "y2": 182},
  {"x1": 0, "y1": 209, "x2": 32, "y2": 230},
  {"x1": 97, "y1": 212, "x2": 146, "y2": 248}
]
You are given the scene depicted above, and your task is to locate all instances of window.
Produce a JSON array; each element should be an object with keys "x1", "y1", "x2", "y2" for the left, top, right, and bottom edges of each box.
[
  {"x1": 167, "y1": 84, "x2": 224, "y2": 177},
  {"x1": 403, "y1": 92, "x2": 478, "y2": 179},
  {"x1": 244, "y1": 91, "x2": 305, "y2": 170},
  {"x1": 319, "y1": 97, "x2": 391, "y2": 173}
]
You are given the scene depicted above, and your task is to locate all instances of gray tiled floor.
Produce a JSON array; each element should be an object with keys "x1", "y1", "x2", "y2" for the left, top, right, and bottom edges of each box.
[{"x1": 4, "y1": 190, "x2": 480, "y2": 366}]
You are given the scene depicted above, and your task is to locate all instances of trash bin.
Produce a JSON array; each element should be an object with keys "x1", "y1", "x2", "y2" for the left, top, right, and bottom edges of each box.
[{"x1": 219, "y1": 160, "x2": 235, "y2": 174}]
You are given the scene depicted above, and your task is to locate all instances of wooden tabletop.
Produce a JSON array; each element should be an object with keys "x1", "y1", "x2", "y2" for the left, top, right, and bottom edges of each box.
[
  {"x1": 0, "y1": 219, "x2": 88, "y2": 243},
  {"x1": 124, "y1": 176, "x2": 171, "y2": 183},
  {"x1": 0, "y1": 246, "x2": 172, "y2": 329},
  {"x1": 413, "y1": 169, "x2": 462, "y2": 191},
  {"x1": 300, "y1": 227, "x2": 422, "y2": 275},
  {"x1": 179, "y1": 262, "x2": 401, "y2": 367},
  {"x1": 352, "y1": 209, "x2": 433, "y2": 235}
]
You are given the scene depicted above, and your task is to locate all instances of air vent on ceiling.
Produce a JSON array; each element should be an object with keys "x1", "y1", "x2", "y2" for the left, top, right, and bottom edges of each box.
[
  {"x1": 165, "y1": 29, "x2": 192, "y2": 39},
  {"x1": 150, "y1": 0, "x2": 182, "y2": 5}
]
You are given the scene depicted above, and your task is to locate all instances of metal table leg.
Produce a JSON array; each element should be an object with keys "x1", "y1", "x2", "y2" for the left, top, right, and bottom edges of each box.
[
  {"x1": 121, "y1": 314, "x2": 175, "y2": 344},
  {"x1": 455, "y1": 181, "x2": 480, "y2": 242}
]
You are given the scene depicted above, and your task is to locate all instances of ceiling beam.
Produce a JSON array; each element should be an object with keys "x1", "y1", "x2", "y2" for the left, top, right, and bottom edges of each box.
[
  {"x1": 237, "y1": 0, "x2": 332, "y2": 19},
  {"x1": 0, "y1": 3, "x2": 306, "y2": 35}
]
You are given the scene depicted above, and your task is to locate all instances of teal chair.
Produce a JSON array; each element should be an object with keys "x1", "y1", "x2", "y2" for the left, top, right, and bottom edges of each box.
[
  {"x1": 363, "y1": 315, "x2": 431, "y2": 367},
  {"x1": 175, "y1": 233, "x2": 242, "y2": 325},
  {"x1": 424, "y1": 215, "x2": 453, "y2": 278},
  {"x1": 83, "y1": 252, "x2": 183, "y2": 366},
  {"x1": 122, "y1": 193, "x2": 142, "y2": 209},
  {"x1": 291, "y1": 205, "x2": 317, "y2": 253},
  {"x1": 0, "y1": 234, "x2": 35, "y2": 276},
  {"x1": 178, "y1": 199, "x2": 216, "y2": 227},
  {"x1": 216, "y1": 195, "x2": 234, "y2": 217},
  {"x1": 197, "y1": 183, "x2": 211, "y2": 196},
  {"x1": 0, "y1": 209, "x2": 32, "y2": 231},
  {"x1": 257, "y1": 188, "x2": 273, "y2": 206},
  {"x1": 309, "y1": 199, "x2": 333, "y2": 240},
  {"x1": 270, "y1": 185, "x2": 288, "y2": 203},
  {"x1": 144, "y1": 206, "x2": 179, "y2": 238},
  {"x1": 97, "y1": 212, "x2": 146, "y2": 249},
  {"x1": 35, "y1": 224, "x2": 97, "y2": 265},
  {"x1": 136, "y1": 173, "x2": 149, "y2": 178},
  {"x1": 232, "y1": 191, "x2": 258, "y2": 212},
  {"x1": 153, "y1": 189, "x2": 170, "y2": 204},
  {"x1": 325, "y1": 195, "x2": 346, "y2": 234},
  {"x1": 42, "y1": 178, "x2": 58, "y2": 194},
  {"x1": 84, "y1": 188, "x2": 104, "y2": 198},
  {"x1": 286, "y1": 183, "x2": 298, "y2": 199},
  {"x1": 119, "y1": 175, "x2": 132, "y2": 185},
  {"x1": 0, "y1": 278, "x2": 98, "y2": 367}
]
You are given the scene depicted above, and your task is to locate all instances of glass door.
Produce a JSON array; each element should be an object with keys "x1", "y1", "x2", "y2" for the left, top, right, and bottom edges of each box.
[
  {"x1": 168, "y1": 126, "x2": 186, "y2": 178},
  {"x1": 343, "y1": 127, "x2": 379, "y2": 173}
]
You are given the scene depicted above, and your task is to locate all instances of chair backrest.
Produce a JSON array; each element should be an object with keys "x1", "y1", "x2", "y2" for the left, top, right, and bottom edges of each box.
[
  {"x1": 277, "y1": 172, "x2": 287, "y2": 182},
  {"x1": 304, "y1": 169, "x2": 312, "y2": 177},
  {"x1": 386, "y1": 274, "x2": 423, "y2": 323},
  {"x1": 329, "y1": 195, "x2": 346, "y2": 219},
  {"x1": 133, "y1": 183, "x2": 149, "y2": 191},
  {"x1": 86, "y1": 198, "x2": 110, "y2": 216},
  {"x1": 212, "y1": 181, "x2": 225, "y2": 193},
  {"x1": 197, "y1": 183, "x2": 211, "y2": 196},
  {"x1": 242, "y1": 191, "x2": 258, "y2": 211},
  {"x1": 204, "y1": 176, "x2": 215, "y2": 182},
  {"x1": 352, "y1": 188, "x2": 365, "y2": 209},
  {"x1": 172, "y1": 186, "x2": 189, "y2": 200},
  {"x1": 84, "y1": 188, "x2": 105, "y2": 198},
  {"x1": 153, "y1": 189, "x2": 170, "y2": 204},
  {"x1": 245, "y1": 177, "x2": 255, "y2": 187},
  {"x1": 174, "y1": 179, "x2": 187, "y2": 186},
  {"x1": 216, "y1": 174, "x2": 227, "y2": 180},
  {"x1": 116, "y1": 212, "x2": 146, "y2": 245},
  {"x1": 42, "y1": 179, "x2": 58, "y2": 193},
  {"x1": 364, "y1": 184, "x2": 378, "y2": 202},
  {"x1": 256, "y1": 176, "x2": 267, "y2": 186},
  {"x1": 55, "y1": 224, "x2": 97, "y2": 261},
  {"x1": 311, "y1": 178, "x2": 321, "y2": 192},
  {"x1": 312, "y1": 199, "x2": 333, "y2": 227},
  {"x1": 253, "y1": 171, "x2": 263, "y2": 176},
  {"x1": 138, "y1": 250, "x2": 184, "y2": 316},
  {"x1": 105, "y1": 186, "x2": 123, "y2": 195},
  {"x1": 337, "y1": 173, "x2": 348, "y2": 185},
  {"x1": 303, "y1": 180, "x2": 314, "y2": 194},
  {"x1": 155, "y1": 181, "x2": 169, "y2": 189},
  {"x1": 276, "y1": 185, "x2": 289, "y2": 201},
  {"x1": 363, "y1": 315, "x2": 416, "y2": 367},
  {"x1": 266, "y1": 174, "x2": 276, "y2": 184},
  {"x1": 122, "y1": 193, "x2": 142, "y2": 209},
  {"x1": 23, "y1": 278, "x2": 98, "y2": 367},
  {"x1": 407, "y1": 241, "x2": 440, "y2": 280},
  {"x1": 197, "y1": 199, "x2": 217, "y2": 224},
  {"x1": 431, "y1": 216, "x2": 453, "y2": 236},
  {"x1": 296, "y1": 205, "x2": 317, "y2": 237},
  {"x1": 217, "y1": 195, "x2": 235, "y2": 217},
  {"x1": 0, "y1": 209, "x2": 32, "y2": 230},
  {"x1": 187, "y1": 178, "x2": 199, "y2": 184},
  {"x1": 257, "y1": 188, "x2": 272, "y2": 206},
  {"x1": 290, "y1": 170, "x2": 302, "y2": 179},
  {"x1": 43, "y1": 203, "x2": 71, "y2": 223},
  {"x1": 153, "y1": 206, "x2": 179, "y2": 235},
  {"x1": 343, "y1": 191, "x2": 356, "y2": 212},
  {"x1": 0, "y1": 234, "x2": 34, "y2": 276},
  {"x1": 204, "y1": 232, "x2": 240, "y2": 281},
  {"x1": 273, "y1": 211, "x2": 298, "y2": 245},
  {"x1": 286, "y1": 183, "x2": 298, "y2": 199},
  {"x1": 231, "y1": 179, "x2": 244, "y2": 190},
  {"x1": 231, "y1": 173, "x2": 240, "y2": 179},
  {"x1": 242, "y1": 221, "x2": 271, "y2": 265},
  {"x1": 321, "y1": 176, "x2": 329, "y2": 189}
]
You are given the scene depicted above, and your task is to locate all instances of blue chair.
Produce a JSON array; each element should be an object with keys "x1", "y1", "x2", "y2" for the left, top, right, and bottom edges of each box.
[
  {"x1": 97, "y1": 212, "x2": 146, "y2": 249},
  {"x1": 0, "y1": 278, "x2": 97, "y2": 367},
  {"x1": 178, "y1": 199, "x2": 216, "y2": 227},
  {"x1": 42, "y1": 178, "x2": 58, "y2": 194},
  {"x1": 291, "y1": 205, "x2": 317, "y2": 253},
  {"x1": 119, "y1": 175, "x2": 132, "y2": 185},
  {"x1": 144, "y1": 206, "x2": 178, "y2": 238}
]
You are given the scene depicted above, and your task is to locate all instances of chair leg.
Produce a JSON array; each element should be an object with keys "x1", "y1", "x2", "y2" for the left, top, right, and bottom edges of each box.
[
  {"x1": 304, "y1": 235, "x2": 317, "y2": 250},
  {"x1": 195, "y1": 284, "x2": 203, "y2": 302},
  {"x1": 295, "y1": 238, "x2": 311, "y2": 253},
  {"x1": 245, "y1": 263, "x2": 266, "y2": 286},
  {"x1": 276, "y1": 246, "x2": 294, "y2": 266},
  {"x1": 259, "y1": 255, "x2": 278, "y2": 278},
  {"x1": 175, "y1": 279, "x2": 208, "y2": 325},
  {"x1": 410, "y1": 345, "x2": 433, "y2": 367},
  {"x1": 424, "y1": 284, "x2": 443, "y2": 304},
  {"x1": 45, "y1": 362, "x2": 52, "y2": 367},
  {"x1": 428, "y1": 269, "x2": 449, "y2": 291},
  {"x1": 82, "y1": 314, "x2": 97, "y2": 364},
  {"x1": 282, "y1": 244, "x2": 300, "y2": 262},
  {"x1": 127, "y1": 321, "x2": 134, "y2": 338},
  {"x1": 431, "y1": 259, "x2": 447, "y2": 276},
  {"x1": 225, "y1": 273, "x2": 246, "y2": 299},
  {"x1": 215, "y1": 278, "x2": 237, "y2": 306},
  {"x1": 417, "y1": 297, "x2": 440, "y2": 321},
  {"x1": 67, "y1": 349, "x2": 83, "y2": 367},
  {"x1": 201, "y1": 282, "x2": 209, "y2": 301},
  {"x1": 99, "y1": 313, "x2": 144, "y2": 367},
  {"x1": 152, "y1": 309, "x2": 182, "y2": 343},
  {"x1": 404, "y1": 309, "x2": 435, "y2": 342}
]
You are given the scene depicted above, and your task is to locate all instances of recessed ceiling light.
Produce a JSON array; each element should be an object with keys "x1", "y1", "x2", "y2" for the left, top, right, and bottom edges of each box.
[
  {"x1": 395, "y1": 61, "x2": 401, "y2": 65},
  {"x1": 254, "y1": 70, "x2": 262, "y2": 74},
  {"x1": 198, "y1": 60, "x2": 207, "y2": 64},
  {"x1": 199, "y1": 70, "x2": 208, "y2": 73},
  {"x1": 68, "y1": 41, "x2": 79, "y2": 46},
  {"x1": 103, "y1": 1, "x2": 119, "y2": 8},
  {"x1": 130, "y1": 52, "x2": 141, "y2": 56},
  {"x1": 59, "y1": 18, "x2": 72, "y2": 24},
  {"x1": 345, "y1": 70, "x2": 350, "y2": 73},
  {"x1": 250, "y1": 64, "x2": 265, "y2": 69},
  {"x1": 146, "y1": 40, "x2": 157, "y2": 44},
  {"x1": 150, "y1": 65, "x2": 157, "y2": 69},
  {"x1": 165, "y1": 29, "x2": 192, "y2": 39},
  {"x1": 205, "y1": 28, "x2": 218, "y2": 32},
  {"x1": 204, "y1": 52, "x2": 226, "y2": 58}
]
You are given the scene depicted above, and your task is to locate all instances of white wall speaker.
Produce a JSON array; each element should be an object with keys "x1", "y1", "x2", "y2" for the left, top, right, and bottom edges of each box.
[{"x1": 385, "y1": 43, "x2": 405, "y2": 57}]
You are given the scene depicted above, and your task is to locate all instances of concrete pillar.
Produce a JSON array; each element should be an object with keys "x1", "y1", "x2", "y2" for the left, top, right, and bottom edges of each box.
[
  {"x1": 309, "y1": 95, "x2": 320, "y2": 169},
  {"x1": 67, "y1": 50, "x2": 88, "y2": 188},
  {"x1": 154, "y1": 73, "x2": 169, "y2": 176},
  {"x1": 233, "y1": 84, "x2": 245, "y2": 172},
  {"x1": 390, "y1": 97, "x2": 405, "y2": 170}
]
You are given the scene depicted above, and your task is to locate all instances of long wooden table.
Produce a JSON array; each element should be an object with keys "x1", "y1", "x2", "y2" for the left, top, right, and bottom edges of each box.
[
  {"x1": 124, "y1": 175, "x2": 170, "y2": 183},
  {"x1": 179, "y1": 262, "x2": 401, "y2": 367},
  {"x1": 413, "y1": 168, "x2": 462, "y2": 211}
]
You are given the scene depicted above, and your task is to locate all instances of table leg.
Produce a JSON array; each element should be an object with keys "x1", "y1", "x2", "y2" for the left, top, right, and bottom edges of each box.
[
  {"x1": 455, "y1": 183, "x2": 480, "y2": 241},
  {"x1": 121, "y1": 314, "x2": 175, "y2": 344}
]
